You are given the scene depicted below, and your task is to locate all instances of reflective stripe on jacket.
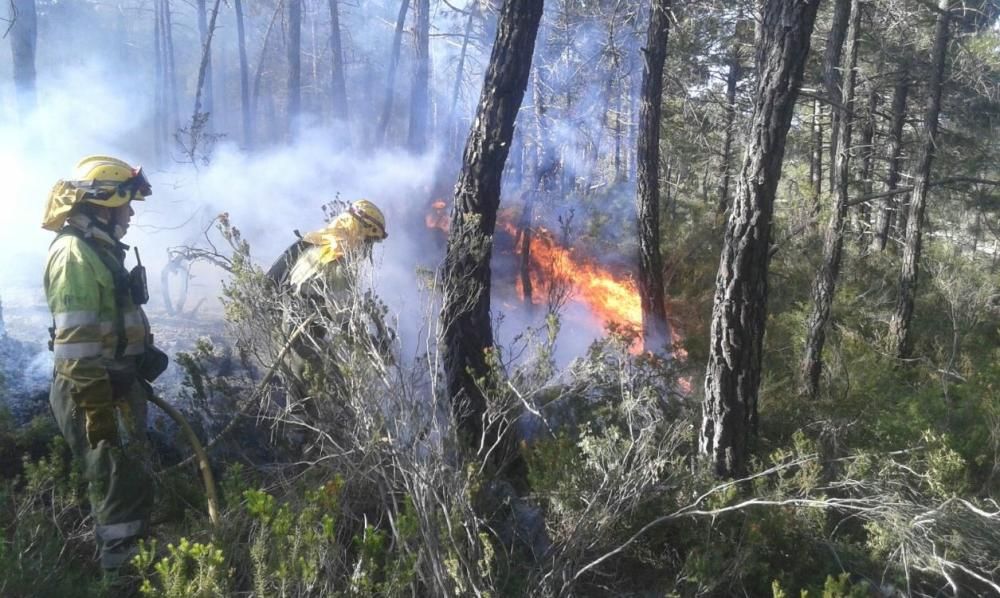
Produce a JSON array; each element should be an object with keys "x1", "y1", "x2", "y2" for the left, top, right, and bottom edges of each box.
[{"x1": 44, "y1": 228, "x2": 149, "y2": 407}]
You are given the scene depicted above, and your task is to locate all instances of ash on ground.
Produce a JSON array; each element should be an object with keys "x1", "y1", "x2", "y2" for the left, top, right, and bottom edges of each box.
[{"x1": 1, "y1": 288, "x2": 228, "y2": 427}]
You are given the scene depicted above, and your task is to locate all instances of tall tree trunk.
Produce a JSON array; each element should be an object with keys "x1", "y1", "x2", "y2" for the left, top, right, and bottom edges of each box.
[
  {"x1": 811, "y1": 97, "x2": 823, "y2": 198},
  {"x1": 517, "y1": 192, "x2": 534, "y2": 305},
  {"x1": 9, "y1": 0, "x2": 37, "y2": 117},
  {"x1": 287, "y1": 0, "x2": 303, "y2": 138},
  {"x1": 872, "y1": 72, "x2": 910, "y2": 252},
  {"x1": 441, "y1": 0, "x2": 544, "y2": 476},
  {"x1": 235, "y1": 0, "x2": 253, "y2": 149},
  {"x1": 891, "y1": 0, "x2": 951, "y2": 358},
  {"x1": 533, "y1": 57, "x2": 558, "y2": 194},
  {"x1": 449, "y1": 2, "x2": 478, "y2": 154},
  {"x1": 164, "y1": 0, "x2": 179, "y2": 135},
  {"x1": 636, "y1": 0, "x2": 672, "y2": 353},
  {"x1": 717, "y1": 48, "x2": 741, "y2": 213},
  {"x1": 701, "y1": 0, "x2": 821, "y2": 478},
  {"x1": 193, "y1": 0, "x2": 223, "y2": 121},
  {"x1": 196, "y1": 0, "x2": 214, "y2": 126},
  {"x1": 408, "y1": 0, "x2": 430, "y2": 153},
  {"x1": 824, "y1": 0, "x2": 851, "y2": 191},
  {"x1": 154, "y1": 0, "x2": 166, "y2": 160},
  {"x1": 377, "y1": 0, "x2": 411, "y2": 145},
  {"x1": 856, "y1": 85, "x2": 878, "y2": 237},
  {"x1": 328, "y1": 0, "x2": 348, "y2": 122},
  {"x1": 801, "y1": 0, "x2": 862, "y2": 398},
  {"x1": 252, "y1": 3, "x2": 283, "y2": 145}
]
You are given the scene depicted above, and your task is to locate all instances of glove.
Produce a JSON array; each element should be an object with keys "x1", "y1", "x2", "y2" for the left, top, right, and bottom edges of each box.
[
  {"x1": 137, "y1": 345, "x2": 169, "y2": 382},
  {"x1": 83, "y1": 405, "x2": 118, "y2": 449}
]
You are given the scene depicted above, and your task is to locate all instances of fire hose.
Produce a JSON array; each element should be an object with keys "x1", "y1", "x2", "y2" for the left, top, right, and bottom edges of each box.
[
  {"x1": 147, "y1": 393, "x2": 220, "y2": 526},
  {"x1": 155, "y1": 314, "x2": 318, "y2": 518}
]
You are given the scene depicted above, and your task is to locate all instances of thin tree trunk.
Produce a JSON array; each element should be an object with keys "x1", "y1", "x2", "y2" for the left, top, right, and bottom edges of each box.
[
  {"x1": 154, "y1": 0, "x2": 165, "y2": 160},
  {"x1": 287, "y1": 0, "x2": 303, "y2": 138},
  {"x1": 235, "y1": 0, "x2": 253, "y2": 149},
  {"x1": 328, "y1": 0, "x2": 348, "y2": 122},
  {"x1": 701, "y1": 0, "x2": 821, "y2": 478},
  {"x1": 449, "y1": 2, "x2": 478, "y2": 154},
  {"x1": 196, "y1": 0, "x2": 214, "y2": 126},
  {"x1": 533, "y1": 60, "x2": 558, "y2": 194},
  {"x1": 717, "y1": 48, "x2": 741, "y2": 213},
  {"x1": 636, "y1": 0, "x2": 672, "y2": 353},
  {"x1": 164, "y1": 0, "x2": 179, "y2": 134},
  {"x1": 252, "y1": 2, "x2": 283, "y2": 144},
  {"x1": 824, "y1": 0, "x2": 851, "y2": 191},
  {"x1": 801, "y1": 0, "x2": 862, "y2": 398},
  {"x1": 811, "y1": 97, "x2": 823, "y2": 198},
  {"x1": 377, "y1": 0, "x2": 411, "y2": 145},
  {"x1": 194, "y1": 0, "x2": 223, "y2": 120},
  {"x1": 872, "y1": 72, "x2": 910, "y2": 252},
  {"x1": 9, "y1": 0, "x2": 37, "y2": 117},
  {"x1": 441, "y1": 0, "x2": 544, "y2": 475},
  {"x1": 517, "y1": 193, "x2": 534, "y2": 305},
  {"x1": 856, "y1": 85, "x2": 878, "y2": 237},
  {"x1": 891, "y1": 0, "x2": 951, "y2": 358},
  {"x1": 408, "y1": 0, "x2": 430, "y2": 153}
]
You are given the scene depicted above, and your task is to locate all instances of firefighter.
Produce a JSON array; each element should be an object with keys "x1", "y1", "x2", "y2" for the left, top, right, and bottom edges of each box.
[
  {"x1": 265, "y1": 200, "x2": 389, "y2": 419},
  {"x1": 41, "y1": 155, "x2": 167, "y2": 570}
]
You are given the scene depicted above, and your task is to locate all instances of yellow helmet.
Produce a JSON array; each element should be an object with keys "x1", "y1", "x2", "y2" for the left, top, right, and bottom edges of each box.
[
  {"x1": 347, "y1": 199, "x2": 387, "y2": 241},
  {"x1": 299, "y1": 200, "x2": 387, "y2": 266},
  {"x1": 42, "y1": 155, "x2": 152, "y2": 231}
]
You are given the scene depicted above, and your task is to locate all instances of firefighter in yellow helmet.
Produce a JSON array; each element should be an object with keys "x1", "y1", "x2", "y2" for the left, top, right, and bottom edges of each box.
[
  {"x1": 265, "y1": 200, "x2": 389, "y2": 422},
  {"x1": 42, "y1": 156, "x2": 166, "y2": 570}
]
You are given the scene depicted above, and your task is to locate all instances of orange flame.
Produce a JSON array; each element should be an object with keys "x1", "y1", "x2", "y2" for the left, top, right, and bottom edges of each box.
[
  {"x1": 425, "y1": 200, "x2": 450, "y2": 231},
  {"x1": 499, "y1": 219, "x2": 642, "y2": 331},
  {"x1": 424, "y1": 200, "x2": 687, "y2": 376}
]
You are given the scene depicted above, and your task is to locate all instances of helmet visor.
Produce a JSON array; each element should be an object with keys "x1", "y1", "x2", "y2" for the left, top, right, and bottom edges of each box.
[
  {"x1": 127, "y1": 166, "x2": 153, "y2": 197},
  {"x1": 348, "y1": 204, "x2": 387, "y2": 240}
]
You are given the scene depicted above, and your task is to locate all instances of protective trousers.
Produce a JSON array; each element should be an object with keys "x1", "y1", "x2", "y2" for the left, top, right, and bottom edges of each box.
[{"x1": 49, "y1": 376, "x2": 155, "y2": 570}]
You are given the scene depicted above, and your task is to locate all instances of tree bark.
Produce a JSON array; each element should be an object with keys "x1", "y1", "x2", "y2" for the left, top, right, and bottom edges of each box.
[
  {"x1": 811, "y1": 97, "x2": 823, "y2": 198},
  {"x1": 328, "y1": 0, "x2": 348, "y2": 122},
  {"x1": 856, "y1": 85, "x2": 878, "y2": 235},
  {"x1": 449, "y1": 1, "x2": 478, "y2": 154},
  {"x1": 890, "y1": 0, "x2": 951, "y2": 358},
  {"x1": 193, "y1": 0, "x2": 223, "y2": 121},
  {"x1": 252, "y1": 3, "x2": 283, "y2": 144},
  {"x1": 9, "y1": 0, "x2": 37, "y2": 116},
  {"x1": 701, "y1": 0, "x2": 821, "y2": 478},
  {"x1": 717, "y1": 48, "x2": 741, "y2": 213},
  {"x1": 235, "y1": 0, "x2": 253, "y2": 149},
  {"x1": 872, "y1": 72, "x2": 910, "y2": 252},
  {"x1": 517, "y1": 193, "x2": 534, "y2": 305},
  {"x1": 441, "y1": 0, "x2": 544, "y2": 474},
  {"x1": 824, "y1": 0, "x2": 851, "y2": 190},
  {"x1": 196, "y1": 0, "x2": 214, "y2": 127},
  {"x1": 377, "y1": 0, "x2": 411, "y2": 145},
  {"x1": 408, "y1": 0, "x2": 430, "y2": 153},
  {"x1": 154, "y1": 0, "x2": 165, "y2": 160},
  {"x1": 287, "y1": 0, "x2": 303, "y2": 138},
  {"x1": 636, "y1": 0, "x2": 672, "y2": 353},
  {"x1": 801, "y1": 0, "x2": 861, "y2": 398},
  {"x1": 163, "y1": 0, "x2": 179, "y2": 135}
]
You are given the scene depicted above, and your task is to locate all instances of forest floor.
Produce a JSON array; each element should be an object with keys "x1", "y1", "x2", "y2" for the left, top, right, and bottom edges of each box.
[{"x1": 0, "y1": 286, "x2": 226, "y2": 425}]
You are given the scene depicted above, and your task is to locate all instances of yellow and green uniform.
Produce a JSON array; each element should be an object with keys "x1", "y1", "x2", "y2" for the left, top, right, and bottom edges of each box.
[
  {"x1": 44, "y1": 213, "x2": 155, "y2": 570},
  {"x1": 267, "y1": 241, "x2": 356, "y2": 409}
]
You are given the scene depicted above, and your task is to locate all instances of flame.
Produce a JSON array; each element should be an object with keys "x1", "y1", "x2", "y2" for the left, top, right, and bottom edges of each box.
[
  {"x1": 425, "y1": 200, "x2": 450, "y2": 231},
  {"x1": 424, "y1": 200, "x2": 688, "y2": 378},
  {"x1": 499, "y1": 219, "x2": 642, "y2": 331}
]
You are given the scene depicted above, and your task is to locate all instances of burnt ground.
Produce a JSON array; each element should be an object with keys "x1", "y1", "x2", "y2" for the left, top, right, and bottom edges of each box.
[{"x1": 1, "y1": 286, "x2": 229, "y2": 427}]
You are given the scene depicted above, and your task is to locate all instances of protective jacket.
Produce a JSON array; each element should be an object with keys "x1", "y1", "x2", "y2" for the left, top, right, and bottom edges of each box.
[{"x1": 44, "y1": 213, "x2": 156, "y2": 570}]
